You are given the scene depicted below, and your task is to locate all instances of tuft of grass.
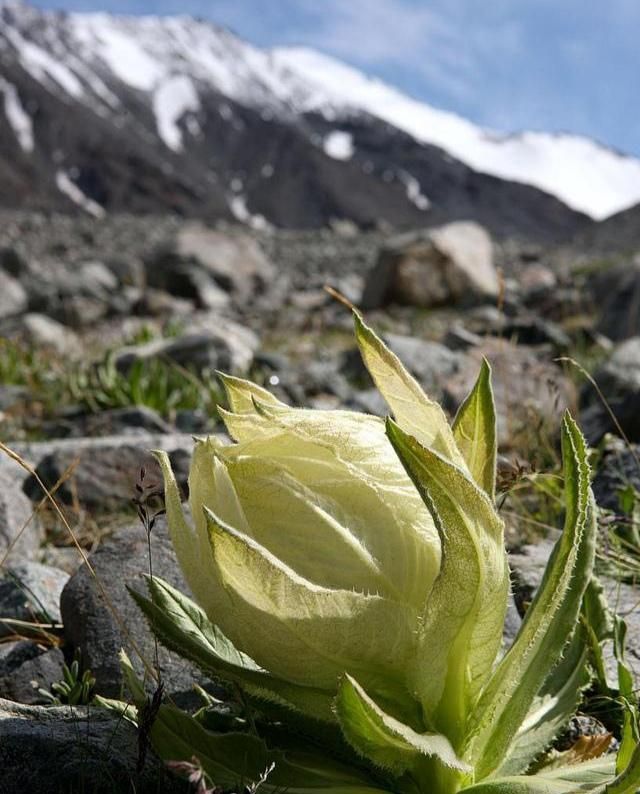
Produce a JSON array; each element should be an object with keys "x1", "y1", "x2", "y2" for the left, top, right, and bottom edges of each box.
[
  {"x1": 1, "y1": 335, "x2": 225, "y2": 435},
  {"x1": 68, "y1": 353, "x2": 224, "y2": 420}
]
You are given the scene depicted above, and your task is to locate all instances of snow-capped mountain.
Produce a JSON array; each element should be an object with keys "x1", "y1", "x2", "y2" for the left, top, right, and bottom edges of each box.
[{"x1": 1, "y1": 1, "x2": 638, "y2": 240}]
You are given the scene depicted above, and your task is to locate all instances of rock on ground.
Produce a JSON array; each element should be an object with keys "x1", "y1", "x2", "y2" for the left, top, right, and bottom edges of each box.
[
  {"x1": 580, "y1": 337, "x2": 640, "y2": 443},
  {"x1": 0, "y1": 271, "x2": 28, "y2": 319},
  {"x1": 175, "y1": 223, "x2": 276, "y2": 305},
  {"x1": 590, "y1": 258, "x2": 640, "y2": 342},
  {"x1": 144, "y1": 223, "x2": 277, "y2": 312},
  {"x1": 0, "y1": 312, "x2": 81, "y2": 357},
  {"x1": 20, "y1": 433, "x2": 195, "y2": 509},
  {"x1": 0, "y1": 698, "x2": 183, "y2": 792},
  {"x1": 60, "y1": 519, "x2": 217, "y2": 707},
  {"x1": 114, "y1": 322, "x2": 259, "y2": 377},
  {"x1": 509, "y1": 538, "x2": 640, "y2": 683},
  {"x1": 0, "y1": 642, "x2": 65, "y2": 705},
  {"x1": 45, "y1": 406, "x2": 175, "y2": 439},
  {"x1": 0, "y1": 457, "x2": 42, "y2": 562},
  {"x1": 592, "y1": 437, "x2": 640, "y2": 512},
  {"x1": 0, "y1": 561, "x2": 69, "y2": 636},
  {"x1": 361, "y1": 221, "x2": 498, "y2": 309}
]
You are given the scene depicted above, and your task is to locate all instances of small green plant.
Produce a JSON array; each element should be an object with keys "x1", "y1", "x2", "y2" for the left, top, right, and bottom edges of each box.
[
  {"x1": 0, "y1": 338, "x2": 66, "y2": 412},
  {"x1": 68, "y1": 353, "x2": 223, "y2": 419},
  {"x1": 108, "y1": 314, "x2": 639, "y2": 793},
  {"x1": 40, "y1": 650, "x2": 96, "y2": 706},
  {"x1": 0, "y1": 333, "x2": 224, "y2": 437},
  {"x1": 0, "y1": 338, "x2": 42, "y2": 386}
]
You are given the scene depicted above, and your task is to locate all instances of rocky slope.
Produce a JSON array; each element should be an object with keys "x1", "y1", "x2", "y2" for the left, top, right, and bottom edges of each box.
[{"x1": 1, "y1": 211, "x2": 640, "y2": 789}]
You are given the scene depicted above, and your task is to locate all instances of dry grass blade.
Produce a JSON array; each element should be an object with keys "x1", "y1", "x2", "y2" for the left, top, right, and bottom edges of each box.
[
  {"x1": 323, "y1": 284, "x2": 355, "y2": 311},
  {"x1": 0, "y1": 617, "x2": 62, "y2": 647},
  {"x1": 556, "y1": 356, "x2": 640, "y2": 475},
  {"x1": 0, "y1": 457, "x2": 78, "y2": 569}
]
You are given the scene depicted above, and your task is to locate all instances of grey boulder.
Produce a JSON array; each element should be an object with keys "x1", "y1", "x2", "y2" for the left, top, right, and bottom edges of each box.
[
  {"x1": 0, "y1": 642, "x2": 65, "y2": 705},
  {"x1": 115, "y1": 322, "x2": 259, "y2": 376},
  {"x1": 20, "y1": 433, "x2": 194, "y2": 509},
  {"x1": 60, "y1": 518, "x2": 218, "y2": 708},
  {"x1": 0, "y1": 698, "x2": 181, "y2": 792},
  {"x1": 580, "y1": 337, "x2": 640, "y2": 443},
  {"x1": 0, "y1": 561, "x2": 68, "y2": 636},
  {"x1": 0, "y1": 457, "x2": 42, "y2": 562},
  {"x1": 362, "y1": 221, "x2": 498, "y2": 309}
]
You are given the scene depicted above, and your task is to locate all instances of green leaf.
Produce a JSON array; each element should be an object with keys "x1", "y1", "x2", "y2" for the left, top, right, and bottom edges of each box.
[
  {"x1": 205, "y1": 506, "x2": 417, "y2": 703},
  {"x1": 452, "y1": 359, "x2": 497, "y2": 499},
  {"x1": 151, "y1": 704, "x2": 274, "y2": 790},
  {"x1": 154, "y1": 704, "x2": 392, "y2": 794},
  {"x1": 613, "y1": 614, "x2": 639, "y2": 776},
  {"x1": 465, "y1": 413, "x2": 597, "y2": 780},
  {"x1": 601, "y1": 742, "x2": 640, "y2": 794},
  {"x1": 354, "y1": 312, "x2": 466, "y2": 467},
  {"x1": 497, "y1": 627, "x2": 590, "y2": 777},
  {"x1": 499, "y1": 578, "x2": 612, "y2": 777},
  {"x1": 460, "y1": 757, "x2": 616, "y2": 793},
  {"x1": 385, "y1": 419, "x2": 509, "y2": 745},
  {"x1": 218, "y1": 372, "x2": 285, "y2": 413},
  {"x1": 335, "y1": 674, "x2": 470, "y2": 776},
  {"x1": 617, "y1": 710, "x2": 639, "y2": 779},
  {"x1": 581, "y1": 577, "x2": 616, "y2": 692},
  {"x1": 129, "y1": 575, "x2": 335, "y2": 723},
  {"x1": 119, "y1": 648, "x2": 146, "y2": 702},
  {"x1": 93, "y1": 695, "x2": 138, "y2": 726},
  {"x1": 153, "y1": 448, "x2": 221, "y2": 621},
  {"x1": 119, "y1": 648, "x2": 388, "y2": 794}
]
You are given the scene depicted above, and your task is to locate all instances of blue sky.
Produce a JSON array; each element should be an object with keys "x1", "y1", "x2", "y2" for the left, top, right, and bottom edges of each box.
[{"x1": 30, "y1": 0, "x2": 640, "y2": 156}]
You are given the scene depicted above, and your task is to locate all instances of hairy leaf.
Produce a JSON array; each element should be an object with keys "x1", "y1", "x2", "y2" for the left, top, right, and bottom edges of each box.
[
  {"x1": 465, "y1": 413, "x2": 596, "y2": 779},
  {"x1": 335, "y1": 674, "x2": 470, "y2": 775},
  {"x1": 386, "y1": 419, "x2": 508, "y2": 744},
  {"x1": 452, "y1": 358, "x2": 497, "y2": 499},
  {"x1": 497, "y1": 626, "x2": 590, "y2": 777},
  {"x1": 354, "y1": 312, "x2": 465, "y2": 466},
  {"x1": 498, "y1": 577, "x2": 612, "y2": 777},
  {"x1": 153, "y1": 705, "x2": 392, "y2": 794},
  {"x1": 600, "y1": 742, "x2": 640, "y2": 794},
  {"x1": 206, "y1": 507, "x2": 417, "y2": 700},
  {"x1": 218, "y1": 372, "x2": 284, "y2": 413},
  {"x1": 460, "y1": 757, "x2": 616, "y2": 793},
  {"x1": 129, "y1": 575, "x2": 334, "y2": 722},
  {"x1": 219, "y1": 400, "x2": 441, "y2": 613}
]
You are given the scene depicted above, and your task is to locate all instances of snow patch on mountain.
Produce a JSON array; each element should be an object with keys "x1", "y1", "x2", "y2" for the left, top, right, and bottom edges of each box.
[
  {"x1": 56, "y1": 171, "x2": 105, "y2": 218},
  {"x1": 398, "y1": 171, "x2": 430, "y2": 211},
  {"x1": 4, "y1": 24, "x2": 84, "y2": 98},
  {"x1": 1, "y1": 3, "x2": 639, "y2": 221},
  {"x1": 71, "y1": 14, "x2": 164, "y2": 92},
  {"x1": 153, "y1": 75, "x2": 200, "y2": 151},
  {"x1": 323, "y1": 131, "x2": 354, "y2": 161},
  {"x1": 229, "y1": 194, "x2": 271, "y2": 231},
  {"x1": 271, "y1": 48, "x2": 640, "y2": 220},
  {"x1": 0, "y1": 78, "x2": 33, "y2": 151},
  {"x1": 64, "y1": 52, "x2": 121, "y2": 111}
]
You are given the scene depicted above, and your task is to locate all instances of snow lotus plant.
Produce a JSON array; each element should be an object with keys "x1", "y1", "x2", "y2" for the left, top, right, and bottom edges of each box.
[{"x1": 126, "y1": 313, "x2": 640, "y2": 794}]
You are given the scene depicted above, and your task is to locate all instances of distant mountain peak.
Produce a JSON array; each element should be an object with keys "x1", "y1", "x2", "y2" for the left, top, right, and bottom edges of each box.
[{"x1": 0, "y1": 1, "x2": 637, "y2": 237}]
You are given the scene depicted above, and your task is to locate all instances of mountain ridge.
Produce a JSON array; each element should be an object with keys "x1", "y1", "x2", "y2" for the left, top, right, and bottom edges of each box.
[{"x1": 0, "y1": 2, "x2": 636, "y2": 241}]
